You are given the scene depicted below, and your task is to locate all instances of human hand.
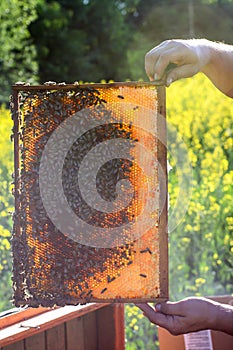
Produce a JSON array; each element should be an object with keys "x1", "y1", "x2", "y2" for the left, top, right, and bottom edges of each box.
[
  {"x1": 145, "y1": 39, "x2": 211, "y2": 86},
  {"x1": 136, "y1": 297, "x2": 233, "y2": 335}
]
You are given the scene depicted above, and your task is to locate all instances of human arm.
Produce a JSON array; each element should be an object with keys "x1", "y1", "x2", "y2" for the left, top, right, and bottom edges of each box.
[
  {"x1": 136, "y1": 297, "x2": 233, "y2": 336},
  {"x1": 145, "y1": 39, "x2": 233, "y2": 98}
]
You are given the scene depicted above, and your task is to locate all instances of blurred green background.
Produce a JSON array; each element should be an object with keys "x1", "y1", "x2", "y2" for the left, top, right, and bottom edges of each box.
[{"x1": 0, "y1": 1, "x2": 232, "y2": 349}]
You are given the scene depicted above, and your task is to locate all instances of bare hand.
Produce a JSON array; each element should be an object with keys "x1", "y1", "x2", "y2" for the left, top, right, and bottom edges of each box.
[{"x1": 136, "y1": 297, "x2": 233, "y2": 335}]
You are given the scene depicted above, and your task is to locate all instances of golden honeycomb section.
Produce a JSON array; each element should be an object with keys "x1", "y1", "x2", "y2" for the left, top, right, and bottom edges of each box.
[{"x1": 11, "y1": 82, "x2": 168, "y2": 307}]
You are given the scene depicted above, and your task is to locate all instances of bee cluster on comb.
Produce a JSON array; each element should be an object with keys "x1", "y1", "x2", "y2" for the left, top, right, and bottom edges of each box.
[{"x1": 11, "y1": 82, "x2": 168, "y2": 307}]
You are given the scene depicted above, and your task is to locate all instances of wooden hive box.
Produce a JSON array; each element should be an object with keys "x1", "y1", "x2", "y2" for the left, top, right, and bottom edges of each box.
[{"x1": 11, "y1": 81, "x2": 168, "y2": 307}]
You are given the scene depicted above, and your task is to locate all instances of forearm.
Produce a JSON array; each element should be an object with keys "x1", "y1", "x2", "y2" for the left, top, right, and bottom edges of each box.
[
  {"x1": 209, "y1": 300, "x2": 233, "y2": 335},
  {"x1": 199, "y1": 40, "x2": 233, "y2": 98}
]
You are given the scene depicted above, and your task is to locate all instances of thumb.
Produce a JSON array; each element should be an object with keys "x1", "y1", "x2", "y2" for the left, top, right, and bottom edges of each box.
[
  {"x1": 166, "y1": 64, "x2": 200, "y2": 86},
  {"x1": 156, "y1": 301, "x2": 184, "y2": 316}
]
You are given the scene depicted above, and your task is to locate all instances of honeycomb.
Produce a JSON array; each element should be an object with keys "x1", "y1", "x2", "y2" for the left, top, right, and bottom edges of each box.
[{"x1": 11, "y1": 82, "x2": 168, "y2": 307}]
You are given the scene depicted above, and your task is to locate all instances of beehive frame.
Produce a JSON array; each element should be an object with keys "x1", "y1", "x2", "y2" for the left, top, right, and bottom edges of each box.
[{"x1": 11, "y1": 82, "x2": 168, "y2": 307}]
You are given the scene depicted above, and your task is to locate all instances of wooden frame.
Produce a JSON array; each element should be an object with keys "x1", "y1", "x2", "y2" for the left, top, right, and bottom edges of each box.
[{"x1": 11, "y1": 82, "x2": 168, "y2": 306}]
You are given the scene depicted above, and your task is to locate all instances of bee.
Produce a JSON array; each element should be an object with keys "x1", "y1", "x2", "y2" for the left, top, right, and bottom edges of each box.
[{"x1": 101, "y1": 287, "x2": 107, "y2": 294}]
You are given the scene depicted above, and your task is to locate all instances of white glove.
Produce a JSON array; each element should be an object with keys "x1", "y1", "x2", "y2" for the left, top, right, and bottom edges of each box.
[{"x1": 145, "y1": 39, "x2": 211, "y2": 86}]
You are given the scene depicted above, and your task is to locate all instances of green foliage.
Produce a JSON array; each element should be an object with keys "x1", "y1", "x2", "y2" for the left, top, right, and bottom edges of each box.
[
  {"x1": 29, "y1": 0, "x2": 135, "y2": 83},
  {"x1": 127, "y1": 0, "x2": 233, "y2": 80},
  {"x1": 1, "y1": 0, "x2": 233, "y2": 93},
  {"x1": 0, "y1": 0, "x2": 39, "y2": 103},
  {"x1": 0, "y1": 106, "x2": 13, "y2": 310},
  {"x1": 125, "y1": 304, "x2": 159, "y2": 350},
  {"x1": 167, "y1": 74, "x2": 233, "y2": 299}
]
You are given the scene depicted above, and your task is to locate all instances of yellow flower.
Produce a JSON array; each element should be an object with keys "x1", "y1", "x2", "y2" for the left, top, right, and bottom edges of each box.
[
  {"x1": 195, "y1": 278, "x2": 206, "y2": 287},
  {"x1": 182, "y1": 237, "x2": 191, "y2": 243}
]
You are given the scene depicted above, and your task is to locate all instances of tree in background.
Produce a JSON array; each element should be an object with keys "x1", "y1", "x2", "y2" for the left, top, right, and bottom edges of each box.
[
  {"x1": 127, "y1": 0, "x2": 233, "y2": 80},
  {"x1": 0, "y1": 0, "x2": 39, "y2": 104},
  {"x1": 1, "y1": 0, "x2": 233, "y2": 100},
  {"x1": 29, "y1": 0, "x2": 138, "y2": 83}
]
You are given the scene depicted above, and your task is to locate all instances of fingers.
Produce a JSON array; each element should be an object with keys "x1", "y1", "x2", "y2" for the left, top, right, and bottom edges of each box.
[
  {"x1": 155, "y1": 301, "x2": 185, "y2": 316},
  {"x1": 145, "y1": 39, "x2": 200, "y2": 84},
  {"x1": 145, "y1": 45, "x2": 178, "y2": 80},
  {"x1": 135, "y1": 303, "x2": 184, "y2": 334},
  {"x1": 135, "y1": 303, "x2": 172, "y2": 329},
  {"x1": 166, "y1": 64, "x2": 200, "y2": 86},
  {"x1": 135, "y1": 303, "x2": 154, "y2": 315},
  {"x1": 136, "y1": 301, "x2": 184, "y2": 317},
  {"x1": 156, "y1": 298, "x2": 209, "y2": 317}
]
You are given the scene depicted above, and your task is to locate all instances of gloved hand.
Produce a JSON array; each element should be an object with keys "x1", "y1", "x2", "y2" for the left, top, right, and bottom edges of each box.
[
  {"x1": 145, "y1": 39, "x2": 233, "y2": 98},
  {"x1": 145, "y1": 39, "x2": 211, "y2": 86}
]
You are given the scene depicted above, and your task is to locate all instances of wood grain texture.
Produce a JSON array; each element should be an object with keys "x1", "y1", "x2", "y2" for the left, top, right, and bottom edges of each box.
[
  {"x1": 2, "y1": 340, "x2": 24, "y2": 350},
  {"x1": 25, "y1": 332, "x2": 45, "y2": 350},
  {"x1": 46, "y1": 324, "x2": 65, "y2": 350},
  {"x1": 96, "y1": 304, "x2": 125, "y2": 350},
  {"x1": 66, "y1": 317, "x2": 85, "y2": 350},
  {"x1": 83, "y1": 312, "x2": 97, "y2": 350}
]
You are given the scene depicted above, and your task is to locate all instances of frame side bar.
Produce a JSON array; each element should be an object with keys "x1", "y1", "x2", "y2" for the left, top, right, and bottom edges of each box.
[{"x1": 157, "y1": 85, "x2": 169, "y2": 300}]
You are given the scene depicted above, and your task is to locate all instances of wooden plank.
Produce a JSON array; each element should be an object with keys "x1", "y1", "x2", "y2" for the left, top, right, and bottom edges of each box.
[
  {"x1": 113, "y1": 304, "x2": 125, "y2": 350},
  {"x1": 211, "y1": 329, "x2": 233, "y2": 349},
  {"x1": 83, "y1": 312, "x2": 97, "y2": 350},
  {"x1": 0, "y1": 308, "x2": 49, "y2": 330},
  {"x1": 96, "y1": 304, "x2": 125, "y2": 350},
  {"x1": 2, "y1": 340, "x2": 24, "y2": 350},
  {"x1": 66, "y1": 317, "x2": 85, "y2": 350},
  {"x1": 25, "y1": 332, "x2": 45, "y2": 350},
  {"x1": 0, "y1": 303, "x2": 107, "y2": 347},
  {"x1": 158, "y1": 327, "x2": 185, "y2": 350},
  {"x1": 0, "y1": 322, "x2": 36, "y2": 347},
  {"x1": 97, "y1": 306, "x2": 114, "y2": 349},
  {"x1": 46, "y1": 324, "x2": 65, "y2": 350}
]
